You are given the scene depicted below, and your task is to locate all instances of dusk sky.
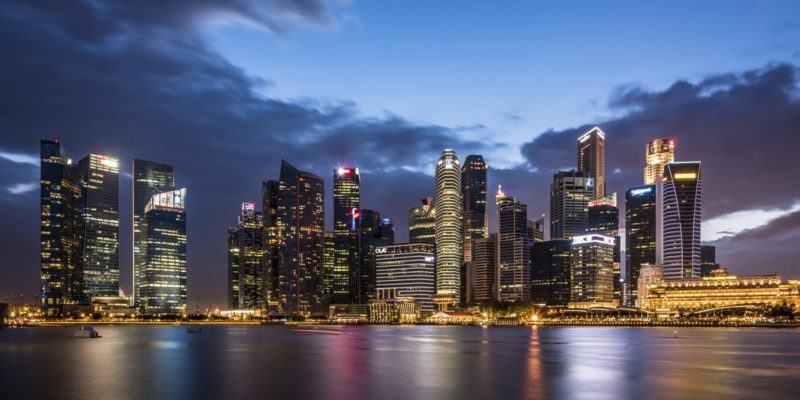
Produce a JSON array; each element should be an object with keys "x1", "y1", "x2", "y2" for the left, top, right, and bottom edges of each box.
[{"x1": 1, "y1": 0, "x2": 799, "y2": 309}]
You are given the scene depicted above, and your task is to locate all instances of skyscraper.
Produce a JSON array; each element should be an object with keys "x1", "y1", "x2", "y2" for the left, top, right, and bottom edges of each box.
[
  {"x1": 644, "y1": 139, "x2": 675, "y2": 185},
  {"x1": 550, "y1": 170, "x2": 594, "y2": 240},
  {"x1": 139, "y1": 188, "x2": 187, "y2": 315},
  {"x1": 409, "y1": 197, "x2": 436, "y2": 245},
  {"x1": 662, "y1": 162, "x2": 702, "y2": 280},
  {"x1": 359, "y1": 209, "x2": 394, "y2": 303},
  {"x1": 132, "y1": 159, "x2": 174, "y2": 307},
  {"x1": 528, "y1": 218, "x2": 545, "y2": 244},
  {"x1": 496, "y1": 187, "x2": 530, "y2": 302},
  {"x1": 40, "y1": 140, "x2": 84, "y2": 314},
  {"x1": 323, "y1": 231, "x2": 335, "y2": 298},
  {"x1": 462, "y1": 155, "x2": 488, "y2": 263},
  {"x1": 434, "y1": 149, "x2": 463, "y2": 307},
  {"x1": 587, "y1": 193, "x2": 619, "y2": 236},
  {"x1": 274, "y1": 160, "x2": 325, "y2": 316},
  {"x1": 333, "y1": 167, "x2": 360, "y2": 304},
  {"x1": 79, "y1": 154, "x2": 120, "y2": 298},
  {"x1": 226, "y1": 203, "x2": 266, "y2": 310},
  {"x1": 700, "y1": 245, "x2": 719, "y2": 277},
  {"x1": 262, "y1": 180, "x2": 280, "y2": 312},
  {"x1": 472, "y1": 233, "x2": 497, "y2": 303},
  {"x1": 577, "y1": 127, "x2": 606, "y2": 199},
  {"x1": 570, "y1": 234, "x2": 615, "y2": 304},
  {"x1": 531, "y1": 239, "x2": 572, "y2": 306},
  {"x1": 625, "y1": 185, "x2": 657, "y2": 304},
  {"x1": 375, "y1": 243, "x2": 436, "y2": 312}
]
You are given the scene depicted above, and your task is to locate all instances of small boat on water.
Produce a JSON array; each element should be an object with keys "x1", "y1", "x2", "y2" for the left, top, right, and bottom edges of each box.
[
  {"x1": 73, "y1": 326, "x2": 101, "y2": 338},
  {"x1": 186, "y1": 327, "x2": 202, "y2": 333}
]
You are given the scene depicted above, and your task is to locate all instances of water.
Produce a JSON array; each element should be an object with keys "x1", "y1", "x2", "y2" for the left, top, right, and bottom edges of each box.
[{"x1": 1, "y1": 325, "x2": 798, "y2": 399}]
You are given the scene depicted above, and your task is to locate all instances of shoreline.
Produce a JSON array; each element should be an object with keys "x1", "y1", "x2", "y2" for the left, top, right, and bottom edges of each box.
[{"x1": 5, "y1": 321, "x2": 799, "y2": 328}]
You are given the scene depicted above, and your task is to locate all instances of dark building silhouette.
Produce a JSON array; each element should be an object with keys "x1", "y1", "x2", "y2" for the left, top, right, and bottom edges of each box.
[
  {"x1": 531, "y1": 240, "x2": 572, "y2": 306},
  {"x1": 626, "y1": 185, "x2": 657, "y2": 304},
  {"x1": 462, "y1": 155, "x2": 488, "y2": 263},
  {"x1": 700, "y1": 245, "x2": 719, "y2": 277},
  {"x1": 227, "y1": 203, "x2": 266, "y2": 310}
]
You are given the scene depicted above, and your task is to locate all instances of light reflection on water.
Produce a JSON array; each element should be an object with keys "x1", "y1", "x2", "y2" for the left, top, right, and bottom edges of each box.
[{"x1": 1, "y1": 326, "x2": 798, "y2": 399}]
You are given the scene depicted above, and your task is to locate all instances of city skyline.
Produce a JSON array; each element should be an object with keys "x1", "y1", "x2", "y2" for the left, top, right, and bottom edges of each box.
[{"x1": 2, "y1": 1, "x2": 800, "y2": 309}]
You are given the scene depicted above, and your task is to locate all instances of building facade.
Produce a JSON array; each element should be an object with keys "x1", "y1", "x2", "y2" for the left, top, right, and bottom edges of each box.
[
  {"x1": 139, "y1": 188, "x2": 187, "y2": 315},
  {"x1": 661, "y1": 162, "x2": 702, "y2": 280},
  {"x1": 434, "y1": 149, "x2": 463, "y2": 306},
  {"x1": 644, "y1": 139, "x2": 675, "y2": 185},
  {"x1": 226, "y1": 203, "x2": 266, "y2": 310},
  {"x1": 132, "y1": 159, "x2": 174, "y2": 307},
  {"x1": 531, "y1": 240, "x2": 572, "y2": 306},
  {"x1": 626, "y1": 185, "x2": 657, "y2": 305},
  {"x1": 577, "y1": 127, "x2": 606, "y2": 199},
  {"x1": 472, "y1": 233, "x2": 497, "y2": 303},
  {"x1": 409, "y1": 197, "x2": 436, "y2": 245},
  {"x1": 700, "y1": 245, "x2": 719, "y2": 277},
  {"x1": 637, "y1": 264, "x2": 663, "y2": 307},
  {"x1": 333, "y1": 167, "x2": 360, "y2": 304},
  {"x1": 496, "y1": 188, "x2": 530, "y2": 302},
  {"x1": 359, "y1": 209, "x2": 394, "y2": 303},
  {"x1": 375, "y1": 243, "x2": 436, "y2": 312},
  {"x1": 587, "y1": 193, "x2": 618, "y2": 236},
  {"x1": 550, "y1": 170, "x2": 594, "y2": 240},
  {"x1": 462, "y1": 155, "x2": 488, "y2": 263},
  {"x1": 570, "y1": 235, "x2": 615, "y2": 305}
]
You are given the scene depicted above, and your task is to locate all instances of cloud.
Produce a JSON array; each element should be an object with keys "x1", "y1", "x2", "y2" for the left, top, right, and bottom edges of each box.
[
  {"x1": 7, "y1": 182, "x2": 37, "y2": 195},
  {"x1": 703, "y1": 201, "x2": 800, "y2": 242},
  {"x1": 0, "y1": 151, "x2": 39, "y2": 165}
]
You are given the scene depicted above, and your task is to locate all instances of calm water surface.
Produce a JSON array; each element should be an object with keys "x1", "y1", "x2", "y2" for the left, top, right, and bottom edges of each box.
[{"x1": 1, "y1": 325, "x2": 799, "y2": 399}]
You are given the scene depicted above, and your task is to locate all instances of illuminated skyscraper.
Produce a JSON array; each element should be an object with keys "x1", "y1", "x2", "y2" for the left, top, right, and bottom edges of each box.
[
  {"x1": 644, "y1": 139, "x2": 675, "y2": 185},
  {"x1": 274, "y1": 160, "x2": 325, "y2": 316},
  {"x1": 462, "y1": 155, "x2": 488, "y2": 263},
  {"x1": 359, "y1": 209, "x2": 394, "y2": 303},
  {"x1": 375, "y1": 243, "x2": 436, "y2": 312},
  {"x1": 323, "y1": 232, "x2": 334, "y2": 297},
  {"x1": 132, "y1": 159, "x2": 173, "y2": 307},
  {"x1": 496, "y1": 187, "x2": 530, "y2": 302},
  {"x1": 577, "y1": 127, "x2": 606, "y2": 199},
  {"x1": 226, "y1": 203, "x2": 266, "y2": 310},
  {"x1": 434, "y1": 149, "x2": 463, "y2": 306},
  {"x1": 79, "y1": 154, "x2": 120, "y2": 298},
  {"x1": 333, "y1": 167, "x2": 360, "y2": 304},
  {"x1": 531, "y1": 239, "x2": 572, "y2": 306},
  {"x1": 40, "y1": 140, "x2": 84, "y2": 314},
  {"x1": 139, "y1": 188, "x2": 187, "y2": 315},
  {"x1": 472, "y1": 233, "x2": 497, "y2": 303},
  {"x1": 570, "y1": 234, "x2": 615, "y2": 304},
  {"x1": 409, "y1": 197, "x2": 436, "y2": 245},
  {"x1": 625, "y1": 185, "x2": 657, "y2": 304},
  {"x1": 262, "y1": 180, "x2": 280, "y2": 312},
  {"x1": 587, "y1": 193, "x2": 619, "y2": 236},
  {"x1": 662, "y1": 162, "x2": 702, "y2": 280},
  {"x1": 550, "y1": 170, "x2": 593, "y2": 240}
]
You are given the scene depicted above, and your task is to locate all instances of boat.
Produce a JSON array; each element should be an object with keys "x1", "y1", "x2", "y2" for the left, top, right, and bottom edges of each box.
[
  {"x1": 73, "y1": 326, "x2": 101, "y2": 338},
  {"x1": 186, "y1": 326, "x2": 202, "y2": 333}
]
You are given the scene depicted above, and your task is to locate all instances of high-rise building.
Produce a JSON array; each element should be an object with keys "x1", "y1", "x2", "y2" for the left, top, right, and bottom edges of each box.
[
  {"x1": 434, "y1": 149, "x2": 463, "y2": 307},
  {"x1": 79, "y1": 154, "x2": 120, "y2": 298},
  {"x1": 644, "y1": 139, "x2": 675, "y2": 185},
  {"x1": 226, "y1": 203, "x2": 266, "y2": 310},
  {"x1": 531, "y1": 240, "x2": 572, "y2": 306},
  {"x1": 496, "y1": 187, "x2": 530, "y2": 302},
  {"x1": 262, "y1": 180, "x2": 281, "y2": 312},
  {"x1": 40, "y1": 140, "x2": 84, "y2": 314},
  {"x1": 132, "y1": 159, "x2": 174, "y2": 307},
  {"x1": 272, "y1": 160, "x2": 325, "y2": 316},
  {"x1": 462, "y1": 155, "x2": 488, "y2": 263},
  {"x1": 662, "y1": 162, "x2": 702, "y2": 280},
  {"x1": 472, "y1": 233, "x2": 497, "y2": 303},
  {"x1": 550, "y1": 170, "x2": 594, "y2": 240},
  {"x1": 358, "y1": 210, "x2": 394, "y2": 303},
  {"x1": 570, "y1": 234, "x2": 615, "y2": 305},
  {"x1": 625, "y1": 185, "x2": 657, "y2": 305},
  {"x1": 333, "y1": 167, "x2": 361, "y2": 304},
  {"x1": 139, "y1": 188, "x2": 187, "y2": 315},
  {"x1": 528, "y1": 217, "x2": 545, "y2": 243},
  {"x1": 577, "y1": 127, "x2": 606, "y2": 199},
  {"x1": 587, "y1": 193, "x2": 619, "y2": 236},
  {"x1": 375, "y1": 243, "x2": 436, "y2": 312},
  {"x1": 637, "y1": 264, "x2": 663, "y2": 307},
  {"x1": 323, "y1": 232, "x2": 335, "y2": 297},
  {"x1": 409, "y1": 197, "x2": 436, "y2": 245},
  {"x1": 700, "y1": 245, "x2": 719, "y2": 277}
]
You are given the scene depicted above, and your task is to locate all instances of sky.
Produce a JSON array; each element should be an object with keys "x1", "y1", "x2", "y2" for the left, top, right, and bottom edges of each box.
[{"x1": 1, "y1": 0, "x2": 799, "y2": 309}]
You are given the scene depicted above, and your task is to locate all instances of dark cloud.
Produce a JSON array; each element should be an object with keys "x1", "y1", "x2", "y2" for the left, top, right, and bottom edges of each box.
[
  {"x1": 0, "y1": 0, "x2": 488, "y2": 306},
  {"x1": 519, "y1": 62, "x2": 800, "y2": 279}
]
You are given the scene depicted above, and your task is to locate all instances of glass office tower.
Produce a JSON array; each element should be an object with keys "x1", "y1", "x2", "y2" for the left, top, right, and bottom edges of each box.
[
  {"x1": 409, "y1": 197, "x2": 436, "y2": 245},
  {"x1": 550, "y1": 170, "x2": 594, "y2": 240},
  {"x1": 496, "y1": 187, "x2": 530, "y2": 302},
  {"x1": 577, "y1": 127, "x2": 606, "y2": 199},
  {"x1": 662, "y1": 162, "x2": 702, "y2": 280},
  {"x1": 434, "y1": 149, "x2": 463, "y2": 307},
  {"x1": 625, "y1": 185, "x2": 657, "y2": 304},
  {"x1": 644, "y1": 139, "x2": 675, "y2": 185},
  {"x1": 462, "y1": 155, "x2": 488, "y2": 263},
  {"x1": 227, "y1": 203, "x2": 266, "y2": 310},
  {"x1": 333, "y1": 167, "x2": 360, "y2": 304}
]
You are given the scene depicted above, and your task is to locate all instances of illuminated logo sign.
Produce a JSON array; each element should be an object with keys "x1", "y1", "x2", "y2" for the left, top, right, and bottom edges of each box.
[
  {"x1": 375, "y1": 247, "x2": 387, "y2": 254},
  {"x1": 174, "y1": 194, "x2": 182, "y2": 205},
  {"x1": 586, "y1": 178, "x2": 594, "y2": 187},
  {"x1": 338, "y1": 168, "x2": 352, "y2": 176},
  {"x1": 99, "y1": 158, "x2": 118, "y2": 168},
  {"x1": 630, "y1": 187, "x2": 653, "y2": 196},
  {"x1": 674, "y1": 173, "x2": 697, "y2": 180},
  {"x1": 351, "y1": 207, "x2": 360, "y2": 230},
  {"x1": 424, "y1": 256, "x2": 435, "y2": 262},
  {"x1": 242, "y1": 202, "x2": 255, "y2": 211},
  {"x1": 572, "y1": 234, "x2": 615, "y2": 246}
]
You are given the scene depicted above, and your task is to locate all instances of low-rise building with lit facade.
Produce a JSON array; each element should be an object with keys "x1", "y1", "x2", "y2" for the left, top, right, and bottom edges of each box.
[
  {"x1": 642, "y1": 269, "x2": 800, "y2": 312},
  {"x1": 375, "y1": 243, "x2": 436, "y2": 312}
]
